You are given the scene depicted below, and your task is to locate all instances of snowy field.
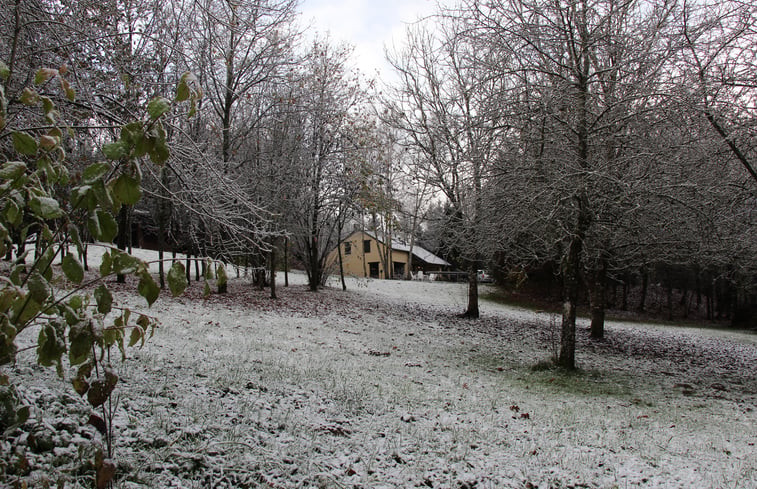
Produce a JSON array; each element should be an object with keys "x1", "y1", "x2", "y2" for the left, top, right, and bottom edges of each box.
[{"x1": 4, "y1": 246, "x2": 757, "y2": 488}]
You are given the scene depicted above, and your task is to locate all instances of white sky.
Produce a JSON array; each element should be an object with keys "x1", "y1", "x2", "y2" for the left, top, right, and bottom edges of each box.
[{"x1": 298, "y1": 0, "x2": 440, "y2": 82}]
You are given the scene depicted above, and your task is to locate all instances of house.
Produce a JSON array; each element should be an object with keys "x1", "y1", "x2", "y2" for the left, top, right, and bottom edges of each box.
[{"x1": 328, "y1": 230, "x2": 451, "y2": 279}]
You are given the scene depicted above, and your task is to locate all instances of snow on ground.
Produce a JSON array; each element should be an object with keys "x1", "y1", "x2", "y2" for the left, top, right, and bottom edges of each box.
[{"x1": 4, "y1": 249, "x2": 757, "y2": 488}]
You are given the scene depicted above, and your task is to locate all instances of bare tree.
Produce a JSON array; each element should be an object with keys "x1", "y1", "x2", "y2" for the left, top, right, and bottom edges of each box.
[
  {"x1": 677, "y1": 0, "x2": 757, "y2": 184},
  {"x1": 386, "y1": 17, "x2": 508, "y2": 317},
  {"x1": 287, "y1": 39, "x2": 368, "y2": 291},
  {"x1": 461, "y1": 0, "x2": 684, "y2": 366},
  {"x1": 188, "y1": 0, "x2": 298, "y2": 165}
]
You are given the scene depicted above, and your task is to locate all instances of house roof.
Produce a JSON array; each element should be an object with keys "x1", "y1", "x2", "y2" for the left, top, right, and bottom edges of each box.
[{"x1": 361, "y1": 231, "x2": 451, "y2": 267}]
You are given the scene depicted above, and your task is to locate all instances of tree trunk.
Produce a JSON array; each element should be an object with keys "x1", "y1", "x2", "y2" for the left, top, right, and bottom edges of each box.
[
  {"x1": 157, "y1": 217, "x2": 165, "y2": 289},
  {"x1": 116, "y1": 206, "x2": 129, "y2": 284},
  {"x1": 666, "y1": 273, "x2": 673, "y2": 321},
  {"x1": 707, "y1": 281, "x2": 714, "y2": 320},
  {"x1": 82, "y1": 243, "x2": 89, "y2": 271},
  {"x1": 589, "y1": 259, "x2": 607, "y2": 339},
  {"x1": 127, "y1": 208, "x2": 133, "y2": 254},
  {"x1": 559, "y1": 235, "x2": 582, "y2": 369},
  {"x1": 695, "y1": 269, "x2": 702, "y2": 310},
  {"x1": 637, "y1": 265, "x2": 648, "y2": 312},
  {"x1": 308, "y1": 236, "x2": 319, "y2": 292},
  {"x1": 158, "y1": 249, "x2": 165, "y2": 289},
  {"x1": 462, "y1": 269, "x2": 480, "y2": 319},
  {"x1": 270, "y1": 246, "x2": 277, "y2": 300},
  {"x1": 338, "y1": 239, "x2": 346, "y2": 291},
  {"x1": 284, "y1": 237, "x2": 289, "y2": 287}
]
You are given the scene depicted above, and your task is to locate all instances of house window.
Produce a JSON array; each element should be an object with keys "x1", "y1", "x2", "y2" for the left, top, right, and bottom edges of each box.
[
  {"x1": 344, "y1": 241, "x2": 352, "y2": 255},
  {"x1": 363, "y1": 240, "x2": 371, "y2": 253}
]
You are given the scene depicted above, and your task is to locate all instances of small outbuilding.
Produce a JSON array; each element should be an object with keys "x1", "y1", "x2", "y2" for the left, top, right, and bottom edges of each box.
[{"x1": 328, "y1": 230, "x2": 451, "y2": 280}]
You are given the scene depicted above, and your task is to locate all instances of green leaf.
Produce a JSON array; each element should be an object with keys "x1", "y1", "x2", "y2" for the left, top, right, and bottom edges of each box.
[
  {"x1": 36, "y1": 156, "x2": 54, "y2": 183},
  {"x1": 82, "y1": 162, "x2": 111, "y2": 184},
  {"x1": 12, "y1": 295, "x2": 41, "y2": 326},
  {"x1": 176, "y1": 72, "x2": 201, "y2": 109},
  {"x1": 120, "y1": 122, "x2": 143, "y2": 146},
  {"x1": 38, "y1": 246, "x2": 55, "y2": 282},
  {"x1": 147, "y1": 97, "x2": 171, "y2": 120},
  {"x1": 110, "y1": 250, "x2": 140, "y2": 275},
  {"x1": 137, "y1": 271, "x2": 159, "y2": 307},
  {"x1": 188, "y1": 99, "x2": 198, "y2": 118},
  {"x1": 216, "y1": 264, "x2": 228, "y2": 287},
  {"x1": 0, "y1": 161, "x2": 26, "y2": 180},
  {"x1": 167, "y1": 262, "x2": 188, "y2": 297},
  {"x1": 62, "y1": 254, "x2": 84, "y2": 284},
  {"x1": 35, "y1": 68, "x2": 57, "y2": 85},
  {"x1": 176, "y1": 73, "x2": 191, "y2": 102},
  {"x1": 40, "y1": 223, "x2": 53, "y2": 242},
  {"x1": 0, "y1": 320, "x2": 18, "y2": 365},
  {"x1": 0, "y1": 61, "x2": 9, "y2": 80},
  {"x1": 136, "y1": 315, "x2": 155, "y2": 341},
  {"x1": 41, "y1": 96, "x2": 54, "y2": 114},
  {"x1": 68, "y1": 224, "x2": 83, "y2": 256},
  {"x1": 203, "y1": 280, "x2": 211, "y2": 298},
  {"x1": 128, "y1": 325, "x2": 144, "y2": 348},
  {"x1": 102, "y1": 326, "x2": 122, "y2": 350},
  {"x1": 147, "y1": 124, "x2": 169, "y2": 164},
  {"x1": 58, "y1": 303, "x2": 79, "y2": 326},
  {"x1": 71, "y1": 185, "x2": 96, "y2": 211},
  {"x1": 57, "y1": 163, "x2": 70, "y2": 186},
  {"x1": 90, "y1": 210, "x2": 117, "y2": 243},
  {"x1": 60, "y1": 77, "x2": 75, "y2": 101},
  {"x1": 112, "y1": 174, "x2": 141, "y2": 205},
  {"x1": 37, "y1": 321, "x2": 66, "y2": 376},
  {"x1": 90, "y1": 180, "x2": 114, "y2": 212},
  {"x1": 27, "y1": 271, "x2": 52, "y2": 304},
  {"x1": 134, "y1": 133, "x2": 151, "y2": 158},
  {"x1": 29, "y1": 196, "x2": 63, "y2": 219},
  {"x1": 19, "y1": 88, "x2": 38, "y2": 106},
  {"x1": 93, "y1": 285, "x2": 112, "y2": 315},
  {"x1": 4, "y1": 200, "x2": 21, "y2": 227},
  {"x1": 100, "y1": 251, "x2": 112, "y2": 276},
  {"x1": 72, "y1": 376, "x2": 89, "y2": 396},
  {"x1": 87, "y1": 214, "x2": 101, "y2": 241},
  {"x1": 12, "y1": 131, "x2": 37, "y2": 155},
  {"x1": 102, "y1": 141, "x2": 129, "y2": 160},
  {"x1": 0, "y1": 224, "x2": 7, "y2": 257},
  {"x1": 69, "y1": 295, "x2": 83, "y2": 311},
  {"x1": 68, "y1": 321, "x2": 94, "y2": 365}
]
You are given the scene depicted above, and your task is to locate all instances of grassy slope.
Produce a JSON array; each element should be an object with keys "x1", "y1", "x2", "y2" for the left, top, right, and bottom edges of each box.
[{"x1": 5, "y1": 263, "x2": 757, "y2": 488}]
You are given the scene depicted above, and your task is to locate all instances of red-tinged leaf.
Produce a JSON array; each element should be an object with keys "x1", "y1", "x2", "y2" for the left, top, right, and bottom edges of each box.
[
  {"x1": 96, "y1": 458, "x2": 116, "y2": 489},
  {"x1": 88, "y1": 414, "x2": 107, "y2": 435},
  {"x1": 35, "y1": 68, "x2": 58, "y2": 85}
]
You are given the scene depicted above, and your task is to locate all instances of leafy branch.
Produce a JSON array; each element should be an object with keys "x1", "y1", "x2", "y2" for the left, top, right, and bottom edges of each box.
[{"x1": 0, "y1": 63, "x2": 200, "y2": 487}]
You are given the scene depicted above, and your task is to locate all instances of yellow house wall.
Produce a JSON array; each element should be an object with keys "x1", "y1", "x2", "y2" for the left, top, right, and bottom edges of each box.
[{"x1": 327, "y1": 231, "x2": 410, "y2": 279}]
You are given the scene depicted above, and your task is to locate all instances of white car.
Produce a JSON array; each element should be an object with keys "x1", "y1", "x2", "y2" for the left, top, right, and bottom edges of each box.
[{"x1": 477, "y1": 269, "x2": 493, "y2": 283}]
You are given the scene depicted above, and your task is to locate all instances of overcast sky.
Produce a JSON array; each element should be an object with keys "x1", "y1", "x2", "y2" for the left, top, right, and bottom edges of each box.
[{"x1": 298, "y1": 0, "x2": 440, "y2": 81}]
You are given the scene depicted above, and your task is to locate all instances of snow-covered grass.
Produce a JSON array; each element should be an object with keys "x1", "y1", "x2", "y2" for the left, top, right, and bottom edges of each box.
[{"x1": 4, "y1": 247, "x2": 757, "y2": 488}]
